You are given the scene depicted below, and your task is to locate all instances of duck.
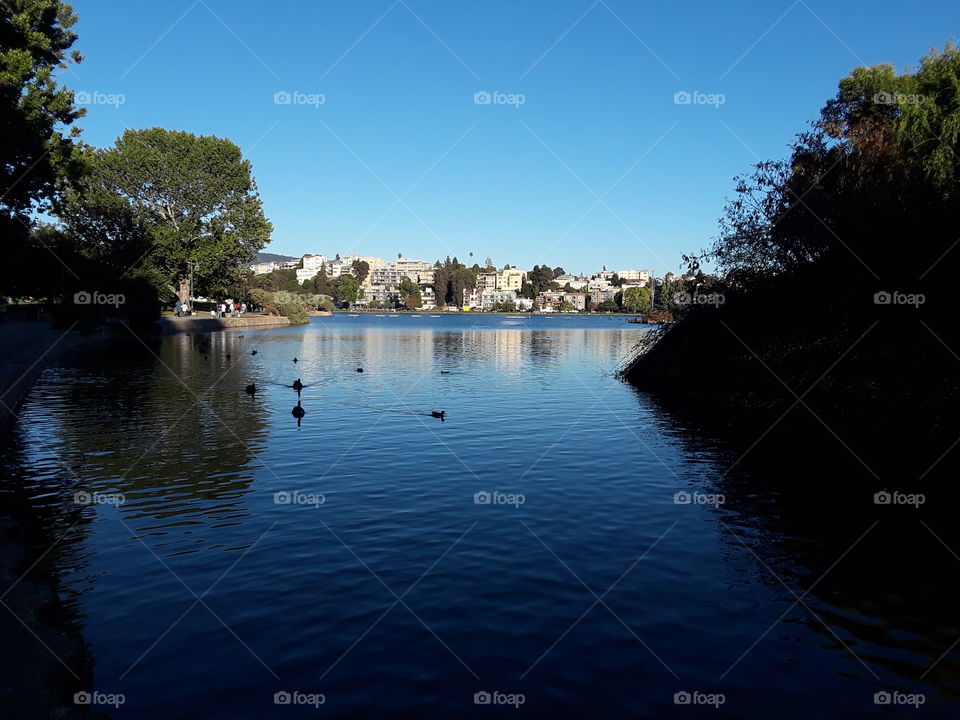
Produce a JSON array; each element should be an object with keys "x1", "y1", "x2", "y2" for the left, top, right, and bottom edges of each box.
[
  {"x1": 430, "y1": 411, "x2": 446, "y2": 420},
  {"x1": 251, "y1": 349, "x2": 258, "y2": 355},
  {"x1": 244, "y1": 384, "x2": 256, "y2": 395},
  {"x1": 292, "y1": 378, "x2": 304, "y2": 391},
  {"x1": 356, "y1": 367, "x2": 364, "y2": 373},
  {"x1": 293, "y1": 356, "x2": 298, "y2": 363},
  {"x1": 440, "y1": 370, "x2": 450, "y2": 374},
  {"x1": 292, "y1": 401, "x2": 305, "y2": 418}
]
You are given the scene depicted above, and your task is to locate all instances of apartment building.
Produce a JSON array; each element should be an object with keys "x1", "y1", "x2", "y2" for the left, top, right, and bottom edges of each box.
[{"x1": 496, "y1": 268, "x2": 525, "y2": 292}]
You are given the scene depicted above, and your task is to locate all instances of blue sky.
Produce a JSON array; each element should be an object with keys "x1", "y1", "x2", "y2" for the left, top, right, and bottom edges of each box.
[{"x1": 65, "y1": 0, "x2": 958, "y2": 275}]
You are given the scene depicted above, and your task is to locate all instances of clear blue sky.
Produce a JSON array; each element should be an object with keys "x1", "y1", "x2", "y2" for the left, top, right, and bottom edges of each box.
[{"x1": 65, "y1": 0, "x2": 958, "y2": 275}]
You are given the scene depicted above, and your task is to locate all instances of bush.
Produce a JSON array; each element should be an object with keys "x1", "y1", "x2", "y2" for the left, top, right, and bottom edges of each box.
[{"x1": 249, "y1": 288, "x2": 309, "y2": 324}]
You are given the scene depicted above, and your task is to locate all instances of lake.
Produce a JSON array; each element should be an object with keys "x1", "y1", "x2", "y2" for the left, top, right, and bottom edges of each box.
[{"x1": 2, "y1": 313, "x2": 956, "y2": 718}]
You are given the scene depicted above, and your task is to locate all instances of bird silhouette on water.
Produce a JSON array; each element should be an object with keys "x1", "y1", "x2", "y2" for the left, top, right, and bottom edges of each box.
[
  {"x1": 292, "y1": 400, "x2": 305, "y2": 426},
  {"x1": 430, "y1": 411, "x2": 446, "y2": 421},
  {"x1": 245, "y1": 384, "x2": 256, "y2": 395},
  {"x1": 292, "y1": 378, "x2": 304, "y2": 391},
  {"x1": 251, "y1": 349, "x2": 258, "y2": 355},
  {"x1": 356, "y1": 367, "x2": 364, "y2": 373},
  {"x1": 293, "y1": 357, "x2": 298, "y2": 363},
  {"x1": 440, "y1": 370, "x2": 450, "y2": 374}
]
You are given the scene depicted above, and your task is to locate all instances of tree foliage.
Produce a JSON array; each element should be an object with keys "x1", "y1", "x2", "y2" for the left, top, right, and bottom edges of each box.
[
  {"x1": 432, "y1": 256, "x2": 475, "y2": 306},
  {"x1": 621, "y1": 286, "x2": 652, "y2": 313},
  {"x1": 351, "y1": 259, "x2": 370, "y2": 285},
  {"x1": 248, "y1": 288, "x2": 308, "y2": 324},
  {"x1": 703, "y1": 42, "x2": 960, "y2": 286},
  {"x1": 1, "y1": 0, "x2": 84, "y2": 222},
  {"x1": 1, "y1": 0, "x2": 86, "y2": 293},
  {"x1": 399, "y1": 276, "x2": 421, "y2": 308},
  {"x1": 333, "y1": 274, "x2": 359, "y2": 307},
  {"x1": 59, "y1": 127, "x2": 272, "y2": 301}
]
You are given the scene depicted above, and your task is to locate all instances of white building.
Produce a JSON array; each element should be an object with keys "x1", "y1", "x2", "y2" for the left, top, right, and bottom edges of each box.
[
  {"x1": 249, "y1": 261, "x2": 279, "y2": 275},
  {"x1": 295, "y1": 253, "x2": 328, "y2": 285},
  {"x1": 302, "y1": 254, "x2": 327, "y2": 275},
  {"x1": 482, "y1": 289, "x2": 519, "y2": 311},
  {"x1": 617, "y1": 269, "x2": 650, "y2": 282},
  {"x1": 463, "y1": 287, "x2": 482, "y2": 309}
]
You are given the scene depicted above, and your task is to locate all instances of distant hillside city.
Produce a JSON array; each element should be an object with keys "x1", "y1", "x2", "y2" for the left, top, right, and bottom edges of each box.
[{"x1": 248, "y1": 252, "x2": 669, "y2": 312}]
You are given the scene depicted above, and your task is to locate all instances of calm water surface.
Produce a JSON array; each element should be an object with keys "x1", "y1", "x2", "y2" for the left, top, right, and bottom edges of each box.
[{"x1": 3, "y1": 314, "x2": 957, "y2": 718}]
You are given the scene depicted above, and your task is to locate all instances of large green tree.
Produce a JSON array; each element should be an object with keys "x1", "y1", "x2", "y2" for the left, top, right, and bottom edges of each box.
[
  {"x1": 1, "y1": 0, "x2": 86, "y2": 291},
  {"x1": 334, "y1": 274, "x2": 359, "y2": 307},
  {"x1": 621, "y1": 286, "x2": 652, "y2": 313},
  {"x1": 60, "y1": 127, "x2": 272, "y2": 302},
  {"x1": 351, "y1": 259, "x2": 370, "y2": 285},
  {"x1": 432, "y1": 256, "x2": 475, "y2": 306},
  {"x1": 399, "y1": 275, "x2": 422, "y2": 309}
]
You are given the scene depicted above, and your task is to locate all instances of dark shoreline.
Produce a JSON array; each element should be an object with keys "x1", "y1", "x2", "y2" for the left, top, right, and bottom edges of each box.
[{"x1": 0, "y1": 320, "x2": 97, "y2": 719}]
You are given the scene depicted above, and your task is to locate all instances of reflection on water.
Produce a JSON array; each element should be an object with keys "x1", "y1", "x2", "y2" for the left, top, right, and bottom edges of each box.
[{"x1": 3, "y1": 314, "x2": 958, "y2": 718}]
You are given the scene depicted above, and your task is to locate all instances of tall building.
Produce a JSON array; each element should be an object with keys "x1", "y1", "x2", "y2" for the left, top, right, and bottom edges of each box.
[{"x1": 496, "y1": 268, "x2": 524, "y2": 292}]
